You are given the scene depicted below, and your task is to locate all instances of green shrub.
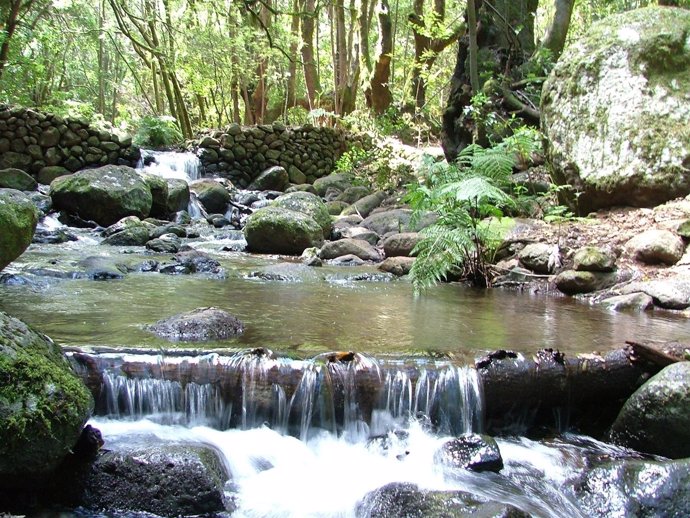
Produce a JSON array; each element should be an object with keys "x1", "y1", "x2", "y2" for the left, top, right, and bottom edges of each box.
[{"x1": 133, "y1": 115, "x2": 183, "y2": 148}]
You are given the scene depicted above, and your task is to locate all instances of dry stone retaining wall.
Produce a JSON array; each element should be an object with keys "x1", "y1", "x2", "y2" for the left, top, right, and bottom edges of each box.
[
  {"x1": 195, "y1": 123, "x2": 369, "y2": 188},
  {"x1": 0, "y1": 105, "x2": 139, "y2": 181}
]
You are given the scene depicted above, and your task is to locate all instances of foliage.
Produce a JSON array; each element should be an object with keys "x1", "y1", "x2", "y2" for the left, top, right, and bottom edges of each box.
[
  {"x1": 336, "y1": 142, "x2": 415, "y2": 191},
  {"x1": 133, "y1": 115, "x2": 183, "y2": 148},
  {"x1": 406, "y1": 129, "x2": 542, "y2": 290}
]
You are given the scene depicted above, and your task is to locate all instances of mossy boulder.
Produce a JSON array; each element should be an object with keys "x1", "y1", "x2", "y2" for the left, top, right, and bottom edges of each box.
[
  {"x1": 247, "y1": 165, "x2": 290, "y2": 191},
  {"x1": 542, "y1": 7, "x2": 690, "y2": 213},
  {"x1": 139, "y1": 172, "x2": 169, "y2": 219},
  {"x1": 166, "y1": 178, "x2": 190, "y2": 214},
  {"x1": 312, "y1": 172, "x2": 354, "y2": 197},
  {"x1": 244, "y1": 206, "x2": 325, "y2": 255},
  {"x1": 0, "y1": 311, "x2": 93, "y2": 485},
  {"x1": 0, "y1": 168, "x2": 37, "y2": 191},
  {"x1": 0, "y1": 189, "x2": 39, "y2": 271},
  {"x1": 189, "y1": 178, "x2": 231, "y2": 214},
  {"x1": 50, "y1": 165, "x2": 153, "y2": 226},
  {"x1": 272, "y1": 191, "x2": 332, "y2": 237}
]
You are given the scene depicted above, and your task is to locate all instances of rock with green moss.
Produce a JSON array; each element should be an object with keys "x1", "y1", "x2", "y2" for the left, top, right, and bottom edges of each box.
[
  {"x1": 139, "y1": 172, "x2": 169, "y2": 219},
  {"x1": 189, "y1": 178, "x2": 231, "y2": 214},
  {"x1": 244, "y1": 206, "x2": 325, "y2": 255},
  {"x1": 542, "y1": 7, "x2": 690, "y2": 214},
  {"x1": 0, "y1": 311, "x2": 93, "y2": 485},
  {"x1": 50, "y1": 165, "x2": 153, "y2": 226},
  {"x1": 272, "y1": 191, "x2": 332, "y2": 237},
  {"x1": 0, "y1": 188, "x2": 39, "y2": 271},
  {"x1": 0, "y1": 168, "x2": 37, "y2": 191}
]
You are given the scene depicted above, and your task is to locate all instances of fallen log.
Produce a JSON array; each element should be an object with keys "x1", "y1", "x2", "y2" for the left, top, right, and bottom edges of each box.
[{"x1": 625, "y1": 340, "x2": 689, "y2": 367}]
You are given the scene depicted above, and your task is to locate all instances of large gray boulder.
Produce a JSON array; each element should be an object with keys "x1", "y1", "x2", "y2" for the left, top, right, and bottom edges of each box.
[
  {"x1": 542, "y1": 7, "x2": 690, "y2": 214},
  {"x1": 50, "y1": 166, "x2": 153, "y2": 226},
  {"x1": 319, "y1": 238, "x2": 382, "y2": 262},
  {"x1": 0, "y1": 189, "x2": 39, "y2": 271},
  {"x1": 609, "y1": 362, "x2": 690, "y2": 458},
  {"x1": 147, "y1": 307, "x2": 244, "y2": 342},
  {"x1": 272, "y1": 191, "x2": 332, "y2": 237},
  {"x1": 244, "y1": 206, "x2": 325, "y2": 255},
  {"x1": 0, "y1": 311, "x2": 93, "y2": 485},
  {"x1": 624, "y1": 229, "x2": 685, "y2": 266}
]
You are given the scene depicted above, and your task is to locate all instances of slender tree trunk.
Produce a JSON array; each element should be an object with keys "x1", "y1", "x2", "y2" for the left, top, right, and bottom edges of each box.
[
  {"x1": 366, "y1": 0, "x2": 393, "y2": 114},
  {"x1": 542, "y1": 0, "x2": 575, "y2": 60},
  {"x1": 300, "y1": 0, "x2": 321, "y2": 108},
  {"x1": 286, "y1": 0, "x2": 300, "y2": 110},
  {"x1": 467, "y1": 0, "x2": 479, "y2": 93},
  {"x1": 0, "y1": 0, "x2": 24, "y2": 82}
]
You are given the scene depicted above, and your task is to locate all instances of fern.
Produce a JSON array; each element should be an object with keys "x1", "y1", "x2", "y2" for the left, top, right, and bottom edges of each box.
[{"x1": 407, "y1": 133, "x2": 540, "y2": 291}]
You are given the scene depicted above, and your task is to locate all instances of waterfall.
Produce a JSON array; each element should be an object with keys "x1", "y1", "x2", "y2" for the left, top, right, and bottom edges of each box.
[
  {"x1": 136, "y1": 149, "x2": 201, "y2": 181},
  {"x1": 76, "y1": 350, "x2": 484, "y2": 438}
]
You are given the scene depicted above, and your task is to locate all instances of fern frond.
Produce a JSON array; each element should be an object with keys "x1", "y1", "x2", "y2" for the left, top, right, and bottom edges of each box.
[
  {"x1": 469, "y1": 146, "x2": 515, "y2": 183},
  {"x1": 410, "y1": 225, "x2": 475, "y2": 292},
  {"x1": 439, "y1": 177, "x2": 515, "y2": 210}
]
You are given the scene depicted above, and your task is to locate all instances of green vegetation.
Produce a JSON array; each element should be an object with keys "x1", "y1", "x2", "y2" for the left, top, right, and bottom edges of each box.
[
  {"x1": 406, "y1": 128, "x2": 542, "y2": 290},
  {"x1": 133, "y1": 115, "x2": 184, "y2": 148}
]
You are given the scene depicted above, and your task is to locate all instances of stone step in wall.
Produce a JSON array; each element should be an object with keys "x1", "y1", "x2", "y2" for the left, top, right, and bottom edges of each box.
[
  {"x1": 0, "y1": 105, "x2": 139, "y2": 184},
  {"x1": 194, "y1": 122, "x2": 370, "y2": 188}
]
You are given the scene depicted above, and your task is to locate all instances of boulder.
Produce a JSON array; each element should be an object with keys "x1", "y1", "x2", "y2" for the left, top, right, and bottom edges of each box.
[
  {"x1": 336, "y1": 185, "x2": 371, "y2": 204},
  {"x1": 434, "y1": 433, "x2": 504, "y2": 473},
  {"x1": 165, "y1": 249, "x2": 223, "y2": 275},
  {"x1": 166, "y1": 178, "x2": 190, "y2": 214},
  {"x1": 77, "y1": 256, "x2": 127, "y2": 280},
  {"x1": 189, "y1": 178, "x2": 231, "y2": 214},
  {"x1": 609, "y1": 362, "x2": 690, "y2": 458},
  {"x1": 244, "y1": 206, "x2": 325, "y2": 255},
  {"x1": 139, "y1": 172, "x2": 169, "y2": 219},
  {"x1": 357, "y1": 482, "x2": 525, "y2": 518},
  {"x1": 312, "y1": 172, "x2": 353, "y2": 197},
  {"x1": 0, "y1": 311, "x2": 92, "y2": 485},
  {"x1": 319, "y1": 238, "x2": 382, "y2": 262},
  {"x1": 272, "y1": 191, "x2": 332, "y2": 237},
  {"x1": 52, "y1": 444, "x2": 229, "y2": 516},
  {"x1": 328, "y1": 254, "x2": 366, "y2": 266},
  {"x1": 146, "y1": 233, "x2": 181, "y2": 253},
  {"x1": 361, "y1": 209, "x2": 437, "y2": 236},
  {"x1": 50, "y1": 166, "x2": 153, "y2": 226},
  {"x1": 37, "y1": 166, "x2": 70, "y2": 185},
  {"x1": 147, "y1": 307, "x2": 244, "y2": 342},
  {"x1": 541, "y1": 7, "x2": 690, "y2": 213},
  {"x1": 326, "y1": 200, "x2": 349, "y2": 215},
  {"x1": 341, "y1": 191, "x2": 388, "y2": 218},
  {"x1": 624, "y1": 229, "x2": 685, "y2": 265},
  {"x1": 383, "y1": 232, "x2": 422, "y2": 257},
  {"x1": 100, "y1": 217, "x2": 151, "y2": 247},
  {"x1": 247, "y1": 165, "x2": 290, "y2": 191},
  {"x1": 0, "y1": 168, "x2": 37, "y2": 191},
  {"x1": 285, "y1": 184, "x2": 317, "y2": 195},
  {"x1": 378, "y1": 256, "x2": 415, "y2": 276},
  {"x1": 337, "y1": 226, "x2": 380, "y2": 245},
  {"x1": 577, "y1": 458, "x2": 690, "y2": 517},
  {"x1": 598, "y1": 292, "x2": 654, "y2": 312},
  {"x1": 619, "y1": 279, "x2": 690, "y2": 309},
  {"x1": 518, "y1": 243, "x2": 559, "y2": 274},
  {"x1": 555, "y1": 270, "x2": 618, "y2": 295},
  {"x1": 0, "y1": 189, "x2": 39, "y2": 271},
  {"x1": 572, "y1": 246, "x2": 616, "y2": 272}
]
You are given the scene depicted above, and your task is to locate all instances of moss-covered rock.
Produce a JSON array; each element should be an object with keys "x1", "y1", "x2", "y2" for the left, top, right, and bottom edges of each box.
[
  {"x1": 139, "y1": 172, "x2": 169, "y2": 219},
  {"x1": 0, "y1": 311, "x2": 93, "y2": 485},
  {"x1": 189, "y1": 178, "x2": 231, "y2": 214},
  {"x1": 272, "y1": 191, "x2": 332, "y2": 237},
  {"x1": 49, "y1": 165, "x2": 153, "y2": 226},
  {"x1": 0, "y1": 188, "x2": 39, "y2": 271},
  {"x1": 0, "y1": 168, "x2": 37, "y2": 191},
  {"x1": 244, "y1": 206, "x2": 325, "y2": 255},
  {"x1": 542, "y1": 7, "x2": 690, "y2": 213}
]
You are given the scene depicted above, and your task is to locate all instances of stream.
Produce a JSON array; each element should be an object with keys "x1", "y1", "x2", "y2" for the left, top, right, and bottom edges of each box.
[{"x1": 1, "y1": 151, "x2": 688, "y2": 517}]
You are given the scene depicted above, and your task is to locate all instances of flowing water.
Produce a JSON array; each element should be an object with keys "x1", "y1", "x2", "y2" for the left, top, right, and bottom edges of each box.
[{"x1": 3, "y1": 151, "x2": 688, "y2": 517}]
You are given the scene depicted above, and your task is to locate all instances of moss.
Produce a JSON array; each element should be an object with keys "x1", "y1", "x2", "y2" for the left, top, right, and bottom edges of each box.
[{"x1": 0, "y1": 189, "x2": 39, "y2": 270}]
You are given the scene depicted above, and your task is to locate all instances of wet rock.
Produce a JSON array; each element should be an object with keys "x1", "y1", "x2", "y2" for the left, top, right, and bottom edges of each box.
[
  {"x1": 357, "y1": 482, "x2": 526, "y2": 518},
  {"x1": 598, "y1": 292, "x2": 654, "y2": 312},
  {"x1": 244, "y1": 206, "x2": 325, "y2": 255},
  {"x1": 361, "y1": 208, "x2": 437, "y2": 236},
  {"x1": 172, "y1": 210, "x2": 192, "y2": 225},
  {"x1": 247, "y1": 165, "x2": 289, "y2": 192},
  {"x1": 170, "y1": 249, "x2": 223, "y2": 275},
  {"x1": 0, "y1": 311, "x2": 92, "y2": 486},
  {"x1": 328, "y1": 254, "x2": 366, "y2": 266},
  {"x1": 572, "y1": 246, "x2": 616, "y2": 272},
  {"x1": 378, "y1": 256, "x2": 415, "y2": 276},
  {"x1": 383, "y1": 232, "x2": 422, "y2": 257},
  {"x1": 300, "y1": 247, "x2": 323, "y2": 267},
  {"x1": 312, "y1": 172, "x2": 353, "y2": 197},
  {"x1": 148, "y1": 306, "x2": 244, "y2": 342},
  {"x1": 139, "y1": 172, "x2": 169, "y2": 219},
  {"x1": 609, "y1": 362, "x2": 690, "y2": 458},
  {"x1": 166, "y1": 178, "x2": 190, "y2": 214},
  {"x1": 0, "y1": 167, "x2": 37, "y2": 191},
  {"x1": 273, "y1": 191, "x2": 332, "y2": 237},
  {"x1": 78, "y1": 256, "x2": 127, "y2": 280},
  {"x1": 100, "y1": 217, "x2": 151, "y2": 247},
  {"x1": 28, "y1": 192, "x2": 52, "y2": 215},
  {"x1": 541, "y1": 7, "x2": 690, "y2": 213},
  {"x1": 336, "y1": 185, "x2": 371, "y2": 204},
  {"x1": 32, "y1": 227, "x2": 78, "y2": 244},
  {"x1": 624, "y1": 229, "x2": 685, "y2": 265},
  {"x1": 146, "y1": 233, "x2": 181, "y2": 253},
  {"x1": 577, "y1": 458, "x2": 690, "y2": 517},
  {"x1": 518, "y1": 243, "x2": 559, "y2": 274},
  {"x1": 555, "y1": 270, "x2": 618, "y2": 295},
  {"x1": 0, "y1": 189, "x2": 39, "y2": 271},
  {"x1": 434, "y1": 433, "x2": 504, "y2": 473},
  {"x1": 619, "y1": 279, "x2": 690, "y2": 310},
  {"x1": 149, "y1": 223, "x2": 187, "y2": 239},
  {"x1": 50, "y1": 165, "x2": 152, "y2": 226},
  {"x1": 341, "y1": 191, "x2": 388, "y2": 218},
  {"x1": 337, "y1": 226, "x2": 380, "y2": 245},
  {"x1": 51, "y1": 444, "x2": 229, "y2": 517},
  {"x1": 189, "y1": 178, "x2": 231, "y2": 214},
  {"x1": 319, "y1": 238, "x2": 382, "y2": 262}
]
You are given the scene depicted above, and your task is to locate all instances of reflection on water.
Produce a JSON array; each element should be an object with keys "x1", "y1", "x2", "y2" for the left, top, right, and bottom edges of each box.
[{"x1": 0, "y1": 244, "x2": 688, "y2": 358}]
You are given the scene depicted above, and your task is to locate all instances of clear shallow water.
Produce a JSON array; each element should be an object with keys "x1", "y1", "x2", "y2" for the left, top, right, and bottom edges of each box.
[{"x1": 1, "y1": 240, "x2": 688, "y2": 359}]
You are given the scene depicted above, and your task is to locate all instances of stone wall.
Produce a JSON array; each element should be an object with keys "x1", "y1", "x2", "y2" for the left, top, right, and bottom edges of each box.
[
  {"x1": 195, "y1": 123, "x2": 369, "y2": 188},
  {"x1": 0, "y1": 105, "x2": 139, "y2": 184}
]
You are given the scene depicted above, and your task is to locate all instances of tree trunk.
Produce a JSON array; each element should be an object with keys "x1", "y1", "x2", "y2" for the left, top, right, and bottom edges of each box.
[
  {"x1": 542, "y1": 0, "x2": 575, "y2": 60},
  {"x1": 300, "y1": 0, "x2": 321, "y2": 109},
  {"x1": 366, "y1": 0, "x2": 393, "y2": 114}
]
